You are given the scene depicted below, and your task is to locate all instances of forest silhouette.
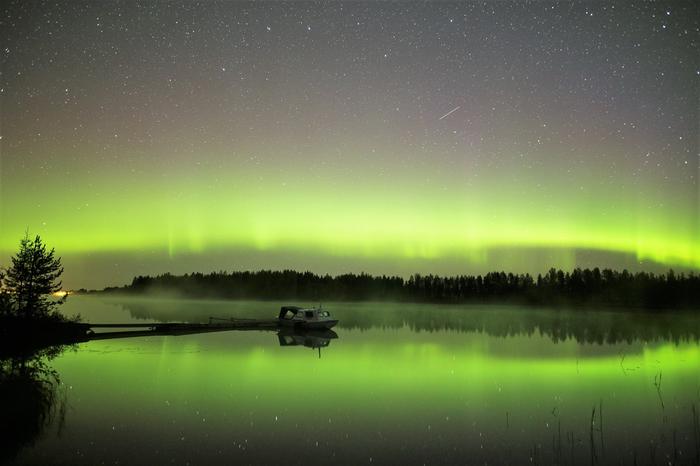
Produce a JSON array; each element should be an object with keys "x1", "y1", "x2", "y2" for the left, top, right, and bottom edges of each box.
[{"x1": 106, "y1": 268, "x2": 700, "y2": 309}]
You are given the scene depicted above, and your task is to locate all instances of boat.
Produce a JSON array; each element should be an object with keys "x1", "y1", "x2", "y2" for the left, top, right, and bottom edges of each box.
[{"x1": 277, "y1": 306, "x2": 338, "y2": 329}]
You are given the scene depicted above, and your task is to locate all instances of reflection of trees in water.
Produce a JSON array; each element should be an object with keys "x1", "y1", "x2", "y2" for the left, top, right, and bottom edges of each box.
[
  {"x1": 117, "y1": 300, "x2": 700, "y2": 345},
  {"x1": 338, "y1": 309, "x2": 700, "y2": 345},
  {"x1": 0, "y1": 345, "x2": 68, "y2": 463}
]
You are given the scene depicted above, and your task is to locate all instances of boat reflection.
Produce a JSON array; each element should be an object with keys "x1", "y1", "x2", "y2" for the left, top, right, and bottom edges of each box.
[{"x1": 277, "y1": 328, "x2": 339, "y2": 358}]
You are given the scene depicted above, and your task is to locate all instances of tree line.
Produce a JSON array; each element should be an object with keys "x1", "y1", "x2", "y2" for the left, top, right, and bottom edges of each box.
[{"x1": 106, "y1": 268, "x2": 700, "y2": 309}]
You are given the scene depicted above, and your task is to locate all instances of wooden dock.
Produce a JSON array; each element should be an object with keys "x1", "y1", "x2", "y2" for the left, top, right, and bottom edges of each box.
[
  {"x1": 0, "y1": 317, "x2": 285, "y2": 351},
  {"x1": 85, "y1": 319, "x2": 281, "y2": 339}
]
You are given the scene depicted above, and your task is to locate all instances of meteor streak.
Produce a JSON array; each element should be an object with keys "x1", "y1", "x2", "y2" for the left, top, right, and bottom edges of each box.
[{"x1": 438, "y1": 106, "x2": 461, "y2": 120}]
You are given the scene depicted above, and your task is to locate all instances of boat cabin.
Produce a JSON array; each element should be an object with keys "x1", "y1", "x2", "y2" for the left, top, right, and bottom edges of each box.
[{"x1": 278, "y1": 306, "x2": 338, "y2": 329}]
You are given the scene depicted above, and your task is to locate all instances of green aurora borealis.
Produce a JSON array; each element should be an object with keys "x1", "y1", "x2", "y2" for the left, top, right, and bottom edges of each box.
[
  {"x1": 3, "y1": 166, "x2": 698, "y2": 263},
  {"x1": 1, "y1": 2, "x2": 698, "y2": 288}
]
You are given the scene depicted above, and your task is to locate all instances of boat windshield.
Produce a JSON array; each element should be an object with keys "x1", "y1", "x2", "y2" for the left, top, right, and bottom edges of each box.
[{"x1": 280, "y1": 309, "x2": 296, "y2": 320}]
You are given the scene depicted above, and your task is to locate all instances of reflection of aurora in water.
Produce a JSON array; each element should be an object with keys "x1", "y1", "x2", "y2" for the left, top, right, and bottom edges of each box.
[
  {"x1": 10, "y1": 323, "x2": 700, "y2": 466},
  {"x1": 8, "y1": 296, "x2": 696, "y2": 465}
]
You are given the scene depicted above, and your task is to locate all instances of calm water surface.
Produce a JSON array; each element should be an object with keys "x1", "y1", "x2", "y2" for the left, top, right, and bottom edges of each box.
[{"x1": 4, "y1": 296, "x2": 700, "y2": 465}]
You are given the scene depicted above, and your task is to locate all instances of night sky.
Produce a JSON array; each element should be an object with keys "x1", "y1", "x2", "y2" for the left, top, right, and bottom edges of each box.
[{"x1": 1, "y1": 1, "x2": 698, "y2": 289}]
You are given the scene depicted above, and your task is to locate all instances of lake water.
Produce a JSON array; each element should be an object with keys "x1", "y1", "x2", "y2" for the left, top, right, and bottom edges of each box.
[{"x1": 3, "y1": 296, "x2": 700, "y2": 465}]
